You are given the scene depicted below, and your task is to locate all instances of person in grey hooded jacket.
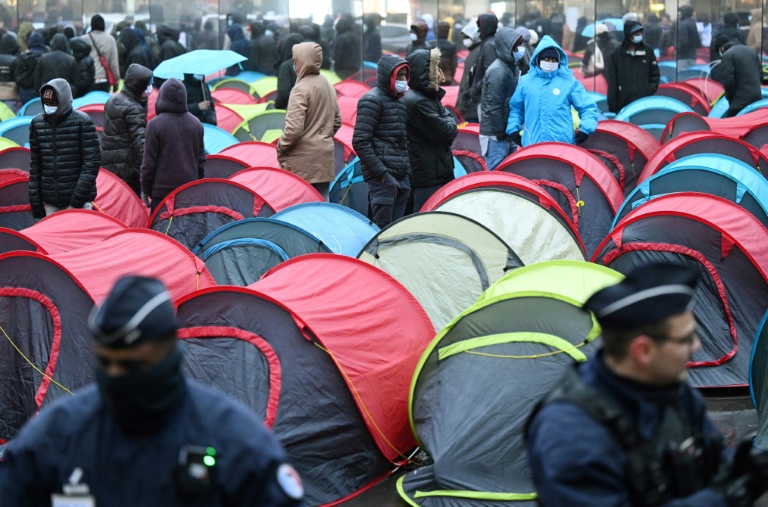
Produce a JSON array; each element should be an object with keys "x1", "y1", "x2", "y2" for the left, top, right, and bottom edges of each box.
[{"x1": 480, "y1": 27, "x2": 524, "y2": 170}]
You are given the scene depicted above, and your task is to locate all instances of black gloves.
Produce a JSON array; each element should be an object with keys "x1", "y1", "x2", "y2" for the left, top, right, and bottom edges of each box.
[
  {"x1": 510, "y1": 132, "x2": 522, "y2": 146},
  {"x1": 714, "y1": 440, "x2": 768, "y2": 507},
  {"x1": 574, "y1": 131, "x2": 589, "y2": 144}
]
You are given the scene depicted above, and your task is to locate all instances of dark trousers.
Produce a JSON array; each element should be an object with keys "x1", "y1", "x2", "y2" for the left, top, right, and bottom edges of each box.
[
  {"x1": 92, "y1": 82, "x2": 111, "y2": 93},
  {"x1": 412, "y1": 184, "x2": 444, "y2": 214},
  {"x1": 368, "y1": 173, "x2": 411, "y2": 229}
]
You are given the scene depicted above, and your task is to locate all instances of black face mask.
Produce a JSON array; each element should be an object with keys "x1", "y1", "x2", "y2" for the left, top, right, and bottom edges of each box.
[{"x1": 95, "y1": 345, "x2": 186, "y2": 435}]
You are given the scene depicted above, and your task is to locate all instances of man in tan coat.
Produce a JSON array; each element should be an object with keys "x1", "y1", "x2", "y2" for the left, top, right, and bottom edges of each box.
[{"x1": 277, "y1": 42, "x2": 341, "y2": 199}]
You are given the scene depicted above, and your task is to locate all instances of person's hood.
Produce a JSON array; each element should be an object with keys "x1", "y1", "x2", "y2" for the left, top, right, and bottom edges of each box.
[
  {"x1": 437, "y1": 21, "x2": 450, "y2": 39},
  {"x1": 495, "y1": 27, "x2": 523, "y2": 64},
  {"x1": 461, "y1": 17, "x2": 479, "y2": 41},
  {"x1": 118, "y1": 27, "x2": 141, "y2": 53},
  {"x1": 50, "y1": 33, "x2": 70, "y2": 53},
  {"x1": 27, "y1": 31, "x2": 46, "y2": 54},
  {"x1": 155, "y1": 77, "x2": 188, "y2": 114},
  {"x1": 752, "y1": 9, "x2": 762, "y2": 23},
  {"x1": 277, "y1": 33, "x2": 304, "y2": 65},
  {"x1": 515, "y1": 26, "x2": 531, "y2": 42},
  {"x1": 39, "y1": 78, "x2": 73, "y2": 117},
  {"x1": 227, "y1": 24, "x2": 245, "y2": 41},
  {"x1": 679, "y1": 5, "x2": 694, "y2": 19},
  {"x1": 298, "y1": 25, "x2": 315, "y2": 42},
  {"x1": 69, "y1": 37, "x2": 91, "y2": 61},
  {"x1": 156, "y1": 24, "x2": 173, "y2": 44},
  {"x1": 363, "y1": 13, "x2": 379, "y2": 30},
  {"x1": 530, "y1": 35, "x2": 569, "y2": 77},
  {"x1": 251, "y1": 21, "x2": 266, "y2": 38},
  {"x1": 411, "y1": 21, "x2": 428, "y2": 41},
  {"x1": 336, "y1": 17, "x2": 352, "y2": 34},
  {"x1": 122, "y1": 63, "x2": 153, "y2": 99},
  {"x1": 406, "y1": 47, "x2": 441, "y2": 94},
  {"x1": 377, "y1": 53, "x2": 408, "y2": 96},
  {"x1": 477, "y1": 13, "x2": 498, "y2": 41},
  {"x1": 0, "y1": 33, "x2": 18, "y2": 55},
  {"x1": 713, "y1": 32, "x2": 739, "y2": 53},
  {"x1": 293, "y1": 42, "x2": 322, "y2": 79},
  {"x1": 723, "y1": 12, "x2": 739, "y2": 28},
  {"x1": 622, "y1": 20, "x2": 643, "y2": 48}
]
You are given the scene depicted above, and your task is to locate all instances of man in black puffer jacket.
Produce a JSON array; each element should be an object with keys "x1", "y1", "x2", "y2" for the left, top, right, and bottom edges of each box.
[
  {"x1": 469, "y1": 13, "x2": 499, "y2": 111},
  {"x1": 404, "y1": 48, "x2": 457, "y2": 212},
  {"x1": 34, "y1": 34, "x2": 78, "y2": 95},
  {"x1": 29, "y1": 79, "x2": 100, "y2": 219},
  {"x1": 102, "y1": 64, "x2": 153, "y2": 195},
  {"x1": 480, "y1": 27, "x2": 524, "y2": 170},
  {"x1": 70, "y1": 38, "x2": 95, "y2": 99},
  {"x1": 353, "y1": 54, "x2": 410, "y2": 228}
]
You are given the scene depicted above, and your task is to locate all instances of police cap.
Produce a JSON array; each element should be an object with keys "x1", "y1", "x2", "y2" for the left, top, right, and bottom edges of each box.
[
  {"x1": 88, "y1": 276, "x2": 177, "y2": 347},
  {"x1": 583, "y1": 263, "x2": 698, "y2": 331}
]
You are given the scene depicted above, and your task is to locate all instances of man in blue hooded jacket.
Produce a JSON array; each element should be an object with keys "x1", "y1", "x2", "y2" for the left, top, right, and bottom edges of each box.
[{"x1": 506, "y1": 36, "x2": 598, "y2": 147}]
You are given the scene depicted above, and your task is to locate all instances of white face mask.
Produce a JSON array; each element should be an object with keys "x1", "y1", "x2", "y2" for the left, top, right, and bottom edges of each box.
[
  {"x1": 540, "y1": 61, "x2": 559, "y2": 72},
  {"x1": 410, "y1": 33, "x2": 418, "y2": 41},
  {"x1": 143, "y1": 84, "x2": 153, "y2": 97},
  {"x1": 463, "y1": 38, "x2": 473, "y2": 48},
  {"x1": 395, "y1": 80, "x2": 407, "y2": 93},
  {"x1": 43, "y1": 104, "x2": 57, "y2": 114}
]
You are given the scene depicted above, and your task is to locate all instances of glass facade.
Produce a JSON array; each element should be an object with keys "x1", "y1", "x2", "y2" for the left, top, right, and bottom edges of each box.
[{"x1": 8, "y1": 0, "x2": 764, "y2": 84}]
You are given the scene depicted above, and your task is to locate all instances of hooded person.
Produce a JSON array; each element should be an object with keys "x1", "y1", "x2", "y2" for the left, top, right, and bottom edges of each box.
[
  {"x1": 430, "y1": 20, "x2": 457, "y2": 84},
  {"x1": 226, "y1": 24, "x2": 251, "y2": 75},
  {"x1": 183, "y1": 73, "x2": 216, "y2": 126},
  {"x1": 29, "y1": 79, "x2": 100, "y2": 219},
  {"x1": 0, "y1": 33, "x2": 19, "y2": 112},
  {"x1": 470, "y1": 13, "x2": 499, "y2": 111},
  {"x1": 194, "y1": 19, "x2": 218, "y2": 50},
  {"x1": 363, "y1": 13, "x2": 383, "y2": 63},
  {"x1": 407, "y1": 21, "x2": 430, "y2": 55},
  {"x1": 15, "y1": 31, "x2": 46, "y2": 105},
  {"x1": 404, "y1": 47, "x2": 458, "y2": 212},
  {"x1": 34, "y1": 33, "x2": 78, "y2": 95},
  {"x1": 456, "y1": 17, "x2": 481, "y2": 122},
  {"x1": 480, "y1": 27, "x2": 524, "y2": 170},
  {"x1": 250, "y1": 21, "x2": 279, "y2": 75},
  {"x1": 118, "y1": 28, "x2": 150, "y2": 79},
  {"x1": 0, "y1": 275, "x2": 307, "y2": 507},
  {"x1": 711, "y1": 33, "x2": 762, "y2": 117},
  {"x1": 135, "y1": 20, "x2": 160, "y2": 66},
  {"x1": 298, "y1": 25, "x2": 330, "y2": 70},
  {"x1": 352, "y1": 54, "x2": 411, "y2": 228},
  {"x1": 69, "y1": 37, "x2": 95, "y2": 99},
  {"x1": 132, "y1": 26, "x2": 156, "y2": 70},
  {"x1": 156, "y1": 24, "x2": 186, "y2": 65},
  {"x1": 141, "y1": 78, "x2": 206, "y2": 212},
  {"x1": 82, "y1": 14, "x2": 120, "y2": 93},
  {"x1": 274, "y1": 33, "x2": 304, "y2": 110},
  {"x1": 102, "y1": 64, "x2": 153, "y2": 196},
  {"x1": 675, "y1": 5, "x2": 701, "y2": 70},
  {"x1": 506, "y1": 36, "x2": 598, "y2": 147},
  {"x1": 277, "y1": 42, "x2": 341, "y2": 198},
  {"x1": 333, "y1": 16, "x2": 362, "y2": 79},
  {"x1": 606, "y1": 20, "x2": 659, "y2": 114}
]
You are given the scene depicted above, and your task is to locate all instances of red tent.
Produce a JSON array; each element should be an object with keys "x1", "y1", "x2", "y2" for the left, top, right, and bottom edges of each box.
[
  {"x1": 334, "y1": 122, "x2": 355, "y2": 151},
  {"x1": 94, "y1": 169, "x2": 149, "y2": 228},
  {"x1": 229, "y1": 167, "x2": 324, "y2": 211},
  {"x1": 8, "y1": 209, "x2": 126, "y2": 254},
  {"x1": 0, "y1": 168, "x2": 29, "y2": 184},
  {"x1": 0, "y1": 147, "x2": 31, "y2": 171},
  {"x1": 205, "y1": 154, "x2": 250, "y2": 179},
  {"x1": 657, "y1": 83, "x2": 711, "y2": 115},
  {"x1": 0, "y1": 177, "x2": 34, "y2": 230},
  {"x1": 573, "y1": 69, "x2": 607, "y2": 95},
  {"x1": 77, "y1": 103, "x2": 105, "y2": 128},
  {"x1": 335, "y1": 80, "x2": 371, "y2": 99},
  {"x1": 441, "y1": 85, "x2": 460, "y2": 109},
  {"x1": 684, "y1": 77, "x2": 725, "y2": 104},
  {"x1": 147, "y1": 87, "x2": 160, "y2": 121},
  {"x1": 701, "y1": 108, "x2": 768, "y2": 138},
  {"x1": 51, "y1": 228, "x2": 216, "y2": 303},
  {"x1": 251, "y1": 254, "x2": 435, "y2": 463},
  {"x1": 337, "y1": 96, "x2": 359, "y2": 125},
  {"x1": 215, "y1": 104, "x2": 247, "y2": 134},
  {"x1": 211, "y1": 88, "x2": 257, "y2": 105},
  {"x1": 639, "y1": 131, "x2": 768, "y2": 183},
  {"x1": 218, "y1": 141, "x2": 280, "y2": 168}
]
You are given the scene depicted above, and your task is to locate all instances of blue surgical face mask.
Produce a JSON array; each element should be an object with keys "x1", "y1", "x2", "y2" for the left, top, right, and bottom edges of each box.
[
  {"x1": 631, "y1": 34, "x2": 643, "y2": 44},
  {"x1": 43, "y1": 104, "x2": 57, "y2": 114},
  {"x1": 395, "y1": 80, "x2": 407, "y2": 93},
  {"x1": 410, "y1": 33, "x2": 418, "y2": 41},
  {"x1": 513, "y1": 49, "x2": 525, "y2": 61}
]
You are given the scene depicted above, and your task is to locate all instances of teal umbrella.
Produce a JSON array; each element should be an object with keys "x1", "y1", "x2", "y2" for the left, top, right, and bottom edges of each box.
[{"x1": 153, "y1": 50, "x2": 248, "y2": 79}]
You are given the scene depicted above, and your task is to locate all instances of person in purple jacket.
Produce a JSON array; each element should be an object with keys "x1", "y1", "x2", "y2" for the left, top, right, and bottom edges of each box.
[{"x1": 141, "y1": 77, "x2": 206, "y2": 212}]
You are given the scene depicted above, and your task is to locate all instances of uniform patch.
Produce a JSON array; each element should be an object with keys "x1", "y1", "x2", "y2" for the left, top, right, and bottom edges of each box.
[
  {"x1": 277, "y1": 464, "x2": 304, "y2": 500},
  {"x1": 553, "y1": 88, "x2": 561, "y2": 96}
]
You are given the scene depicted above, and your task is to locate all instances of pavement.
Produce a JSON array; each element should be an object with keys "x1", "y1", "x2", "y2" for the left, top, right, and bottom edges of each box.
[{"x1": 340, "y1": 390, "x2": 761, "y2": 506}]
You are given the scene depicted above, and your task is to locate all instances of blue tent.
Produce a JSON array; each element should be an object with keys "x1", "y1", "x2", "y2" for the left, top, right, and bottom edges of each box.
[
  {"x1": 17, "y1": 98, "x2": 41, "y2": 117},
  {"x1": 231, "y1": 70, "x2": 267, "y2": 83},
  {"x1": 203, "y1": 124, "x2": 239, "y2": 154},
  {"x1": 710, "y1": 88, "x2": 768, "y2": 118},
  {"x1": 750, "y1": 310, "x2": 768, "y2": 447},
  {"x1": 193, "y1": 218, "x2": 331, "y2": 285},
  {"x1": 613, "y1": 154, "x2": 768, "y2": 228},
  {"x1": 273, "y1": 202, "x2": 379, "y2": 256},
  {"x1": 616, "y1": 96, "x2": 694, "y2": 126},
  {"x1": 0, "y1": 117, "x2": 33, "y2": 147},
  {"x1": 72, "y1": 90, "x2": 112, "y2": 109},
  {"x1": 737, "y1": 98, "x2": 768, "y2": 116}
]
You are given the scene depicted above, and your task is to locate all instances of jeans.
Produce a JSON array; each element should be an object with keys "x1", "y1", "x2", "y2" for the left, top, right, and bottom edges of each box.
[
  {"x1": 368, "y1": 173, "x2": 411, "y2": 229},
  {"x1": 485, "y1": 137, "x2": 517, "y2": 171}
]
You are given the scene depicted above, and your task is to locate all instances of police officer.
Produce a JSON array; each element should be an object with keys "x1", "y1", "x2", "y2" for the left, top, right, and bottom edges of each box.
[
  {"x1": 0, "y1": 276, "x2": 305, "y2": 507},
  {"x1": 527, "y1": 263, "x2": 768, "y2": 506}
]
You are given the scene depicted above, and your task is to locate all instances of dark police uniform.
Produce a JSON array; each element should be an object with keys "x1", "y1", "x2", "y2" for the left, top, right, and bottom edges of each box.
[
  {"x1": 0, "y1": 276, "x2": 305, "y2": 507},
  {"x1": 526, "y1": 264, "x2": 731, "y2": 507}
]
